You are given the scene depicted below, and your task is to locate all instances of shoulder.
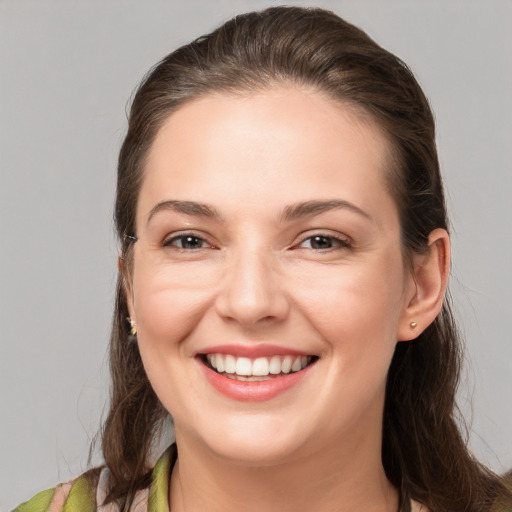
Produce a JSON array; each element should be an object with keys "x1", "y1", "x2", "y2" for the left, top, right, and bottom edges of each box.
[
  {"x1": 11, "y1": 446, "x2": 176, "y2": 512},
  {"x1": 11, "y1": 470, "x2": 99, "y2": 512},
  {"x1": 410, "y1": 499, "x2": 429, "y2": 512}
]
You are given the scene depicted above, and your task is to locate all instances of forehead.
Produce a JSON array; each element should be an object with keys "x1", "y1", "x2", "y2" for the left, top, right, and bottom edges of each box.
[{"x1": 139, "y1": 87, "x2": 397, "y2": 226}]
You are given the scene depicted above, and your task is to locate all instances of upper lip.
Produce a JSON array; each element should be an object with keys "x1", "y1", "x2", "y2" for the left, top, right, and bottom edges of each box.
[{"x1": 195, "y1": 343, "x2": 314, "y2": 358}]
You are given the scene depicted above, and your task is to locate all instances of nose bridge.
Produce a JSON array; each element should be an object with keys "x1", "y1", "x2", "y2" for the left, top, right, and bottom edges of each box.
[{"x1": 216, "y1": 242, "x2": 288, "y2": 325}]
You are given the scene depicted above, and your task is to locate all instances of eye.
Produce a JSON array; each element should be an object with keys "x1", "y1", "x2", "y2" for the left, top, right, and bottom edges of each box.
[
  {"x1": 297, "y1": 234, "x2": 350, "y2": 251},
  {"x1": 163, "y1": 234, "x2": 212, "y2": 250}
]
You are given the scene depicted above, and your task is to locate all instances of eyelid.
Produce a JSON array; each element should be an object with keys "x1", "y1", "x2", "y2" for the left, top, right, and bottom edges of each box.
[
  {"x1": 160, "y1": 229, "x2": 351, "y2": 251},
  {"x1": 162, "y1": 230, "x2": 217, "y2": 249},
  {"x1": 292, "y1": 231, "x2": 352, "y2": 250}
]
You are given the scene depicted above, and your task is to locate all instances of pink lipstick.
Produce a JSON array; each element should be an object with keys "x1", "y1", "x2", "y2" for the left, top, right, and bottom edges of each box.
[{"x1": 196, "y1": 344, "x2": 317, "y2": 401}]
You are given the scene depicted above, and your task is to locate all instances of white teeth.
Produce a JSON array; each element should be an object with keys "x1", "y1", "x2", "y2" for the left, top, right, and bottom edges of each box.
[
  {"x1": 215, "y1": 353, "x2": 225, "y2": 373},
  {"x1": 252, "y1": 357, "x2": 269, "y2": 376},
  {"x1": 224, "y1": 354, "x2": 236, "y2": 374},
  {"x1": 281, "y1": 356, "x2": 292, "y2": 374},
  {"x1": 225, "y1": 374, "x2": 269, "y2": 381},
  {"x1": 269, "y1": 355, "x2": 282, "y2": 374},
  {"x1": 206, "y1": 353, "x2": 313, "y2": 377},
  {"x1": 291, "y1": 357, "x2": 302, "y2": 372},
  {"x1": 235, "y1": 357, "x2": 252, "y2": 376}
]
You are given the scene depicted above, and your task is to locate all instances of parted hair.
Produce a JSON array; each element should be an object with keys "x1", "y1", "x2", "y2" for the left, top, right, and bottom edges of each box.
[{"x1": 101, "y1": 6, "x2": 512, "y2": 511}]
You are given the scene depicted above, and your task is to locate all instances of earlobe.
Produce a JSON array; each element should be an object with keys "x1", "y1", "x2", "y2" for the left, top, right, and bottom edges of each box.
[{"x1": 397, "y1": 228, "x2": 450, "y2": 341}]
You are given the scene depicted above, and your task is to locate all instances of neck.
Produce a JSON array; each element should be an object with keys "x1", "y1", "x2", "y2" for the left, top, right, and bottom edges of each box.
[{"x1": 169, "y1": 431, "x2": 398, "y2": 512}]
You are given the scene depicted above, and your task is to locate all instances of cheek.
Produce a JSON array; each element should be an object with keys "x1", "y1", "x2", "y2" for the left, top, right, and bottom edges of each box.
[
  {"x1": 130, "y1": 261, "x2": 215, "y2": 376},
  {"x1": 292, "y1": 261, "x2": 406, "y2": 428},
  {"x1": 131, "y1": 272, "x2": 214, "y2": 417},
  {"x1": 291, "y1": 257, "x2": 406, "y2": 357}
]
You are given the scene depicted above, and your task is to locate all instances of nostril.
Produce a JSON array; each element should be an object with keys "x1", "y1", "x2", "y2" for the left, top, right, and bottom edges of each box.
[
  {"x1": 213, "y1": 259, "x2": 290, "y2": 326},
  {"x1": 214, "y1": 291, "x2": 290, "y2": 326}
]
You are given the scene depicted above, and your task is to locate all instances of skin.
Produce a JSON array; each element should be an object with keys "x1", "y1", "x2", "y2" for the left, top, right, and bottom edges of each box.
[{"x1": 125, "y1": 87, "x2": 449, "y2": 512}]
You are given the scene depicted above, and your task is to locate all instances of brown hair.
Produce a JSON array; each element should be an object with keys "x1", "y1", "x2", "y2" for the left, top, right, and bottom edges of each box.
[{"x1": 100, "y1": 6, "x2": 512, "y2": 511}]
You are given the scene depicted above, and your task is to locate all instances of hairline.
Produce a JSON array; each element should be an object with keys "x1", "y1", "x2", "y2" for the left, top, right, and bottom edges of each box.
[{"x1": 124, "y1": 81, "x2": 410, "y2": 270}]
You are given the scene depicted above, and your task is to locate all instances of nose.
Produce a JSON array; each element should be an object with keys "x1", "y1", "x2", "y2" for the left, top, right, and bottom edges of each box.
[{"x1": 215, "y1": 248, "x2": 290, "y2": 327}]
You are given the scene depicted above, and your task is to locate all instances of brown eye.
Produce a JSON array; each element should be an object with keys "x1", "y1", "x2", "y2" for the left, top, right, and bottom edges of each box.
[
  {"x1": 164, "y1": 235, "x2": 210, "y2": 250},
  {"x1": 299, "y1": 235, "x2": 350, "y2": 250}
]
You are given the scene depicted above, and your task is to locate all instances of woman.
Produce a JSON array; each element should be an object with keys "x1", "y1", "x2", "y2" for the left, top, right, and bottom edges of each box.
[{"x1": 13, "y1": 6, "x2": 512, "y2": 512}]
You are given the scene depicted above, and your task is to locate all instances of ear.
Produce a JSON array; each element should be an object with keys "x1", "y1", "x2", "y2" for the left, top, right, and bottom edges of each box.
[
  {"x1": 397, "y1": 228, "x2": 450, "y2": 341},
  {"x1": 118, "y1": 255, "x2": 136, "y2": 322}
]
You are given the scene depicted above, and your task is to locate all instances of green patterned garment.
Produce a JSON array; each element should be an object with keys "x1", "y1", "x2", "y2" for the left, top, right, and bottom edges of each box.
[{"x1": 12, "y1": 446, "x2": 174, "y2": 512}]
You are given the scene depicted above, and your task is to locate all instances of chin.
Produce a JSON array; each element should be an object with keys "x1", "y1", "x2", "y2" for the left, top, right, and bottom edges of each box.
[
  {"x1": 182, "y1": 413, "x2": 311, "y2": 467},
  {"x1": 209, "y1": 438, "x2": 304, "y2": 468}
]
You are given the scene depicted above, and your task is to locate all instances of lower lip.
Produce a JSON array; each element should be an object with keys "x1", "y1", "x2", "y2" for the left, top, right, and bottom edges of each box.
[{"x1": 200, "y1": 360, "x2": 315, "y2": 402}]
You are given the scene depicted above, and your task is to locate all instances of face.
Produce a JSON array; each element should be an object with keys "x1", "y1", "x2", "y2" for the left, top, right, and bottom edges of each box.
[{"x1": 127, "y1": 87, "x2": 415, "y2": 466}]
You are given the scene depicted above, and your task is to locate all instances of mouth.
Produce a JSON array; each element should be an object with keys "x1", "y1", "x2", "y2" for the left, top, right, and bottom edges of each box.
[{"x1": 199, "y1": 353, "x2": 318, "y2": 382}]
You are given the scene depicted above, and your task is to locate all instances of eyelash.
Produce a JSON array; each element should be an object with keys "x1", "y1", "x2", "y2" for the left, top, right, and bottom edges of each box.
[
  {"x1": 294, "y1": 233, "x2": 352, "y2": 251},
  {"x1": 162, "y1": 232, "x2": 216, "y2": 251},
  {"x1": 162, "y1": 232, "x2": 351, "y2": 252}
]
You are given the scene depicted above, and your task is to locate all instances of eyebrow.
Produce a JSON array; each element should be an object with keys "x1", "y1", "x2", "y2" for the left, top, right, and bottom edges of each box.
[
  {"x1": 280, "y1": 199, "x2": 372, "y2": 222},
  {"x1": 147, "y1": 200, "x2": 224, "y2": 225},
  {"x1": 146, "y1": 198, "x2": 372, "y2": 226}
]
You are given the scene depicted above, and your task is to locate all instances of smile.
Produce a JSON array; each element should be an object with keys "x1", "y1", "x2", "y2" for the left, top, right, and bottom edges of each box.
[
  {"x1": 198, "y1": 348, "x2": 318, "y2": 401},
  {"x1": 204, "y1": 354, "x2": 315, "y2": 381}
]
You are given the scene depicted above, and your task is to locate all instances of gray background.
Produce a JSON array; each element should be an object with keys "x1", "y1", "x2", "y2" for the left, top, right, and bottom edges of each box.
[{"x1": 1, "y1": 1, "x2": 511, "y2": 510}]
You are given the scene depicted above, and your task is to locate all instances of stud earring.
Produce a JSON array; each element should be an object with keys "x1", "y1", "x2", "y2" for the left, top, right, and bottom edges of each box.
[
  {"x1": 127, "y1": 317, "x2": 137, "y2": 336},
  {"x1": 410, "y1": 321, "x2": 418, "y2": 329}
]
